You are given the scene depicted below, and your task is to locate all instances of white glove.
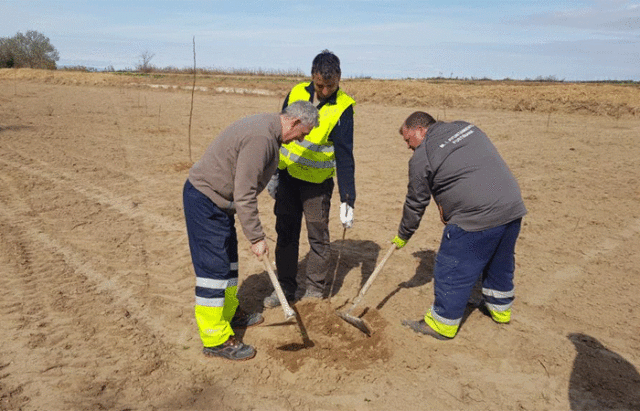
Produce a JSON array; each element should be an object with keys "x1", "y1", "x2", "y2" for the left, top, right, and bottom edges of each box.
[
  {"x1": 266, "y1": 173, "x2": 279, "y2": 200},
  {"x1": 340, "y1": 202, "x2": 354, "y2": 228}
]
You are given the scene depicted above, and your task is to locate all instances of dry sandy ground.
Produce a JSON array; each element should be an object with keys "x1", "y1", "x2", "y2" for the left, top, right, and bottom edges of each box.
[{"x1": 1, "y1": 73, "x2": 639, "y2": 410}]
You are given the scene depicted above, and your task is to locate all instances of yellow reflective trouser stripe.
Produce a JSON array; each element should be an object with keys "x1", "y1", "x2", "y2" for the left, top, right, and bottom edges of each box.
[
  {"x1": 222, "y1": 285, "x2": 239, "y2": 322},
  {"x1": 487, "y1": 307, "x2": 512, "y2": 323},
  {"x1": 424, "y1": 309, "x2": 460, "y2": 338},
  {"x1": 195, "y1": 285, "x2": 239, "y2": 347}
]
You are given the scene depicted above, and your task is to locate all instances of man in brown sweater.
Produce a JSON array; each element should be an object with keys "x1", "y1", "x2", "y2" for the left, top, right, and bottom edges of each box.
[{"x1": 183, "y1": 101, "x2": 318, "y2": 361}]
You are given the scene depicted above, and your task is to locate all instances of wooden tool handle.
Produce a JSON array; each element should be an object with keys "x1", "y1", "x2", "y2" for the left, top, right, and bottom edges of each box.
[
  {"x1": 261, "y1": 254, "x2": 295, "y2": 320},
  {"x1": 350, "y1": 243, "x2": 396, "y2": 309}
]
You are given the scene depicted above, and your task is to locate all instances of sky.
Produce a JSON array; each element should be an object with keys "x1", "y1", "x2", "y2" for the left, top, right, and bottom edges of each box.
[{"x1": 1, "y1": 0, "x2": 639, "y2": 81}]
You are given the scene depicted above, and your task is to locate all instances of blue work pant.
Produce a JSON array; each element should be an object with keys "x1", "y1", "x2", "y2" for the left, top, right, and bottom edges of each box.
[
  {"x1": 183, "y1": 180, "x2": 239, "y2": 347},
  {"x1": 428, "y1": 218, "x2": 522, "y2": 336}
]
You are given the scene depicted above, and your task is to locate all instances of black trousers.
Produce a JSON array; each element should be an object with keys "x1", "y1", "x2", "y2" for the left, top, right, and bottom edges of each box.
[{"x1": 274, "y1": 170, "x2": 334, "y2": 296}]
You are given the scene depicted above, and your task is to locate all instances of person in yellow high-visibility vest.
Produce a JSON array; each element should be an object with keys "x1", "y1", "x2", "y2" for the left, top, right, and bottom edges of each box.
[{"x1": 264, "y1": 50, "x2": 356, "y2": 307}]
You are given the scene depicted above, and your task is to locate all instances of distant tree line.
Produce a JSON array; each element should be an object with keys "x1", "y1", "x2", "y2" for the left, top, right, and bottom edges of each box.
[{"x1": 0, "y1": 30, "x2": 59, "y2": 69}]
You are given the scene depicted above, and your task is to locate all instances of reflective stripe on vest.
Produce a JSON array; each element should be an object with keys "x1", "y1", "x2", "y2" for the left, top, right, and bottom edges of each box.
[
  {"x1": 279, "y1": 82, "x2": 355, "y2": 183},
  {"x1": 280, "y1": 146, "x2": 335, "y2": 169}
]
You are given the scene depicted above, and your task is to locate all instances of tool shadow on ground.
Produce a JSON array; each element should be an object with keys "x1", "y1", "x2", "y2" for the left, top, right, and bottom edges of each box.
[
  {"x1": 323, "y1": 239, "x2": 382, "y2": 299},
  {"x1": 375, "y1": 249, "x2": 436, "y2": 310}
]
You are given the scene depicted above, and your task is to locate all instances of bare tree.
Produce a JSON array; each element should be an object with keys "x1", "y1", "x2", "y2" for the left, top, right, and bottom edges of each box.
[{"x1": 137, "y1": 50, "x2": 155, "y2": 73}]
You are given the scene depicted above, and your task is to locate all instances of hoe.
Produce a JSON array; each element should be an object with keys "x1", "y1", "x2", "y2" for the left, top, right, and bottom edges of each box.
[{"x1": 336, "y1": 243, "x2": 396, "y2": 336}]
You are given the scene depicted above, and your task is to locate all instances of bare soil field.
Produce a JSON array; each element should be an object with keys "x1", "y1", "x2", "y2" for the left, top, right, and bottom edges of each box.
[{"x1": 1, "y1": 69, "x2": 639, "y2": 410}]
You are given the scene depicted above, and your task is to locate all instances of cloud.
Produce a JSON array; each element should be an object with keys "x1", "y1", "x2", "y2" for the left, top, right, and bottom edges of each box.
[
  {"x1": 4, "y1": 0, "x2": 639, "y2": 80},
  {"x1": 519, "y1": 0, "x2": 640, "y2": 33}
]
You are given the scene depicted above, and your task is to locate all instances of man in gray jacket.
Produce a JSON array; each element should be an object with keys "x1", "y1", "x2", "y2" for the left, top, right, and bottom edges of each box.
[
  {"x1": 393, "y1": 111, "x2": 527, "y2": 340},
  {"x1": 183, "y1": 101, "x2": 318, "y2": 360}
]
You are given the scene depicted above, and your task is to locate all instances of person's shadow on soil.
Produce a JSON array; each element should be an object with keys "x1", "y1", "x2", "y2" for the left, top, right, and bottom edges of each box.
[
  {"x1": 323, "y1": 238, "x2": 381, "y2": 299},
  {"x1": 376, "y1": 249, "x2": 436, "y2": 310},
  {"x1": 236, "y1": 239, "x2": 382, "y2": 314},
  {"x1": 567, "y1": 333, "x2": 640, "y2": 410}
]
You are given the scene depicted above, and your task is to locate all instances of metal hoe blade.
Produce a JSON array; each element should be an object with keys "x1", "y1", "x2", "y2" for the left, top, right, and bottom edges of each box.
[
  {"x1": 336, "y1": 310, "x2": 371, "y2": 336},
  {"x1": 336, "y1": 243, "x2": 396, "y2": 336}
]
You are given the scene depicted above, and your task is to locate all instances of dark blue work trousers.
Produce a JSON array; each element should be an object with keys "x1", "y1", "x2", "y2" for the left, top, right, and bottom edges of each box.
[
  {"x1": 183, "y1": 179, "x2": 238, "y2": 287},
  {"x1": 432, "y1": 218, "x2": 522, "y2": 322},
  {"x1": 183, "y1": 179, "x2": 240, "y2": 346}
]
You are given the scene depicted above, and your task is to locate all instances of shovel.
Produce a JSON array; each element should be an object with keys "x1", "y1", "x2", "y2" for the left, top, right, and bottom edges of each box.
[{"x1": 336, "y1": 243, "x2": 396, "y2": 336}]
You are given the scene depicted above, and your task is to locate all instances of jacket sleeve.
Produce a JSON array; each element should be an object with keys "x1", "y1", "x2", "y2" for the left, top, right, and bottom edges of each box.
[
  {"x1": 398, "y1": 146, "x2": 432, "y2": 240},
  {"x1": 331, "y1": 105, "x2": 356, "y2": 207},
  {"x1": 233, "y1": 137, "x2": 275, "y2": 244}
]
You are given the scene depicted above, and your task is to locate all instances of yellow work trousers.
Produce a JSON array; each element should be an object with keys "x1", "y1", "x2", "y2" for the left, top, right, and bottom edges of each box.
[{"x1": 195, "y1": 286, "x2": 239, "y2": 347}]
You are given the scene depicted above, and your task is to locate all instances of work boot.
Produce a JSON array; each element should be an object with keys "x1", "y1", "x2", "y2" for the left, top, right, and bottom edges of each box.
[
  {"x1": 299, "y1": 287, "x2": 323, "y2": 301},
  {"x1": 263, "y1": 290, "x2": 294, "y2": 309},
  {"x1": 402, "y1": 319, "x2": 452, "y2": 341},
  {"x1": 230, "y1": 308, "x2": 264, "y2": 329},
  {"x1": 202, "y1": 336, "x2": 256, "y2": 361}
]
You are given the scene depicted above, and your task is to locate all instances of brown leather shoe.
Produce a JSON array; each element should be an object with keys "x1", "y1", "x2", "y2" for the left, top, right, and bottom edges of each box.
[
  {"x1": 202, "y1": 336, "x2": 256, "y2": 361},
  {"x1": 402, "y1": 319, "x2": 452, "y2": 341}
]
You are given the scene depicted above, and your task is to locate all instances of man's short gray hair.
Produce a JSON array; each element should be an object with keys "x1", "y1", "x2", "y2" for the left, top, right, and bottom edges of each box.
[{"x1": 282, "y1": 100, "x2": 319, "y2": 128}]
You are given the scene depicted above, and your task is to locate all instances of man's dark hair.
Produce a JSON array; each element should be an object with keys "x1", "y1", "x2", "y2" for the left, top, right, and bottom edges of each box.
[
  {"x1": 311, "y1": 50, "x2": 341, "y2": 80},
  {"x1": 401, "y1": 111, "x2": 436, "y2": 133}
]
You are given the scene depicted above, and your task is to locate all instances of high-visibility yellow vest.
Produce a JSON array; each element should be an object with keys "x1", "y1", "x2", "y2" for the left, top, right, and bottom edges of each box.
[{"x1": 279, "y1": 82, "x2": 355, "y2": 183}]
